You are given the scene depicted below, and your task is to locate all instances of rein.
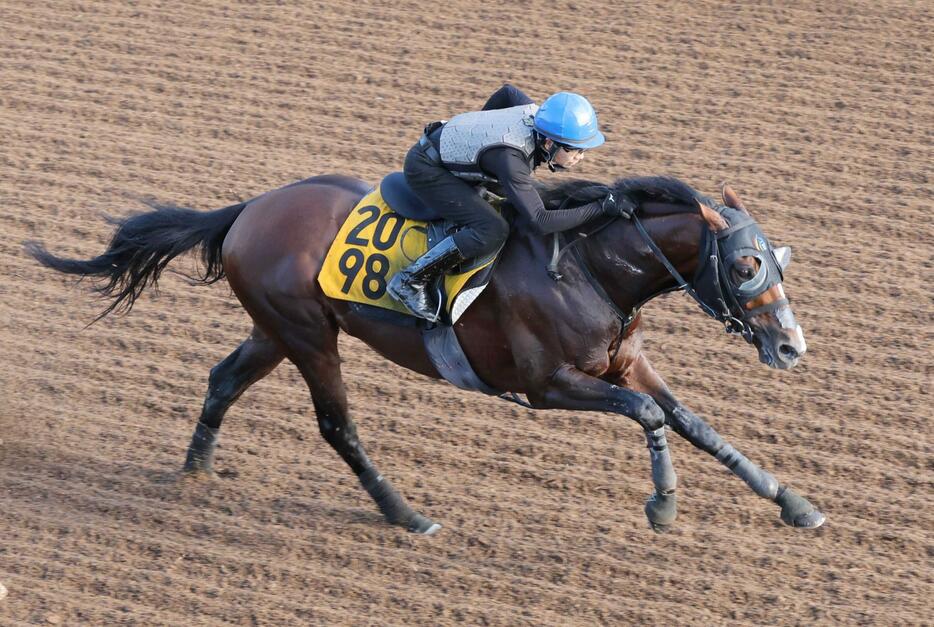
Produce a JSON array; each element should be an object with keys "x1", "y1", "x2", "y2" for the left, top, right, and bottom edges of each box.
[
  {"x1": 546, "y1": 198, "x2": 773, "y2": 344},
  {"x1": 545, "y1": 200, "x2": 638, "y2": 329},
  {"x1": 630, "y1": 216, "x2": 717, "y2": 318},
  {"x1": 631, "y1": 211, "x2": 760, "y2": 342}
]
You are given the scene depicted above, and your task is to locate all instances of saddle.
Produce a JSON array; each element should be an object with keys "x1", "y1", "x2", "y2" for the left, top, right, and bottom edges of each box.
[
  {"x1": 319, "y1": 172, "x2": 502, "y2": 327},
  {"x1": 318, "y1": 173, "x2": 504, "y2": 396}
]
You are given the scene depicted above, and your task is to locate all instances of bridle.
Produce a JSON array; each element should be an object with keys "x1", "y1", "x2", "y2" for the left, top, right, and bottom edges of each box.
[
  {"x1": 684, "y1": 204, "x2": 791, "y2": 343},
  {"x1": 548, "y1": 199, "x2": 789, "y2": 344},
  {"x1": 630, "y1": 210, "x2": 761, "y2": 343}
]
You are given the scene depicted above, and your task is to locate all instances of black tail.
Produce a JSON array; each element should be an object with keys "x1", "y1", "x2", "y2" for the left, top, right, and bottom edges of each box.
[{"x1": 25, "y1": 200, "x2": 247, "y2": 321}]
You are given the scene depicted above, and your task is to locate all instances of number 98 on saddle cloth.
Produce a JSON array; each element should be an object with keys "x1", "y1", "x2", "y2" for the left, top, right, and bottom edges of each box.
[{"x1": 318, "y1": 174, "x2": 501, "y2": 326}]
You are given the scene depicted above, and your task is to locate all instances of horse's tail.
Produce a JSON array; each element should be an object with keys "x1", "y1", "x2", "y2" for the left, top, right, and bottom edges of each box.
[{"x1": 25, "y1": 200, "x2": 247, "y2": 321}]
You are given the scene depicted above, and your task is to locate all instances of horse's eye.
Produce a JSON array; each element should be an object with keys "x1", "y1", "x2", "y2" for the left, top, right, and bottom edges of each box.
[{"x1": 738, "y1": 267, "x2": 754, "y2": 280}]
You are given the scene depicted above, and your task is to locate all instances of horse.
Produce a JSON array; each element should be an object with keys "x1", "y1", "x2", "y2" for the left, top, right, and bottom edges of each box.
[{"x1": 25, "y1": 173, "x2": 825, "y2": 534}]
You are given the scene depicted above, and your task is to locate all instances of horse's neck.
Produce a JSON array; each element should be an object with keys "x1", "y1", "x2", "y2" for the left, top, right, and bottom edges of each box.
[{"x1": 582, "y1": 204, "x2": 706, "y2": 314}]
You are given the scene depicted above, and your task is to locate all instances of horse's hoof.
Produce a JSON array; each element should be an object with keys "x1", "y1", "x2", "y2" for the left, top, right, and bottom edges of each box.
[
  {"x1": 777, "y1": 487, "x2": 825, "y2": 529},
  {"x1": 407, "y1": 513, "x2": 442, "y2": 535},
  {"x1": 783, "y1": 508, "x2": 826, "y2": 529},
  {"x1": 179, "y1": 467, "x2": 217, "y2": 483},
  {"x1": 644, "y1": 491, "x2": 677, "y2": 529},
  {"x1": 648, "y1": 521, "x2": 673, "y2": 534}
]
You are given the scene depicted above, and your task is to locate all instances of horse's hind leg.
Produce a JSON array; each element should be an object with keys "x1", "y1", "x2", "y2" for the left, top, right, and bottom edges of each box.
[
  {"x1": 184, "y1": 327, "x2": 283, "y2": 474},
  {"x1": 271, "y1": 305, "x2": 440, "y2": 535}
]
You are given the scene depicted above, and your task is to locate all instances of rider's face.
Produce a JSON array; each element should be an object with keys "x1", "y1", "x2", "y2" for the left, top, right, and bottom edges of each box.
[{"x1": 545, "y1": 139, "x2": 585, "y2": 168}]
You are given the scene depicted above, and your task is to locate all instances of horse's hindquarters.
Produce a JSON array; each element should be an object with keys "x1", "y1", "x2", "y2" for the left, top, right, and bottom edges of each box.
[{"x1": 223, "y1": 180, "x2": 366, "y2": 300}]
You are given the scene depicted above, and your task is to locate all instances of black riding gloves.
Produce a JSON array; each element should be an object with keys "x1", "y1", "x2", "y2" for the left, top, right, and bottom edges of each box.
[{"x1": 601, "y1": 192, "x2": 636, "y2": 219}]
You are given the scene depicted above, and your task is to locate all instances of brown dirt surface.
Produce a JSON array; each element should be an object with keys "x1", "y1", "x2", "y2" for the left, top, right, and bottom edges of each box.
[{"x1": 1, "y1": 1, "x2": 931, "y2": 625}]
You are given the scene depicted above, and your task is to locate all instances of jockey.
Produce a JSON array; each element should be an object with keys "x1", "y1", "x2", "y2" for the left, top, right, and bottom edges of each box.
[{"x1": 387, "y1": 83, "x2": 631, "y2": 322}]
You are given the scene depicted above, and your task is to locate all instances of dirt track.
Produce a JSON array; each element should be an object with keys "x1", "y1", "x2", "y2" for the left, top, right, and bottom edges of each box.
[{"x1": 1, "y1": 1, "x2": 931, "y2": 625}]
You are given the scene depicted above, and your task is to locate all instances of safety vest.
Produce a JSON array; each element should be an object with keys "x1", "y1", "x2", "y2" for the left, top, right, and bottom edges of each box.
[{"x1": 438, "y1": 104, "x2": 539, "y2": 182}]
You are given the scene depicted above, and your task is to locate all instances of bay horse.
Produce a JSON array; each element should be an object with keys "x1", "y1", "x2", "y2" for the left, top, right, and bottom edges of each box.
[{"x1": 26, "y1": 174, "x2": 825, "y2": 534}]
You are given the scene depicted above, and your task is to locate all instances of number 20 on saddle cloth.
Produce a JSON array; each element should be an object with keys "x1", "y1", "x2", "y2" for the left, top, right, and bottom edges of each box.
[{"x1": 318, "y1": 184, "x2": 499, "y2": 325}]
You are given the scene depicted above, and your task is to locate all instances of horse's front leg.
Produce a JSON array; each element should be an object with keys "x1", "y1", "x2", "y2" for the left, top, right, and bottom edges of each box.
[
  {"x1": 624, "y1": 354, "x2": 825, "y2": 529},
  {"x1": 530, "y1": 364, "x2": 679, "y2": 532}
]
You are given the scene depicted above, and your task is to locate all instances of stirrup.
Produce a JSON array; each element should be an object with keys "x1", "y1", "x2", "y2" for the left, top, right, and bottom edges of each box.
[
  {"x1": 388, "y1": 236, "x2": 464, "y2": 319},
  {"x1": 395, "y1": 280, "x2": 444, "y2": 322}
]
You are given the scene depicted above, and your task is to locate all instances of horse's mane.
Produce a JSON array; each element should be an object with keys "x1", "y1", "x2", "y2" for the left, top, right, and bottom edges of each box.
[{"x1": 537, "y1": 175, "x2": 717, "y2": 212}]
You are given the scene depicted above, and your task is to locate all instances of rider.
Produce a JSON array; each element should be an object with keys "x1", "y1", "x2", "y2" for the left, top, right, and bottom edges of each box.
[{"x1": 387, "y1": 83, "x2": 631, "y2": 322}]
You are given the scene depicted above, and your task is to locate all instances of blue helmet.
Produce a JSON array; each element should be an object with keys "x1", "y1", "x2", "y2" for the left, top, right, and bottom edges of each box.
[{"x1": 533, "y1": 92, "x2": 605, "y2": 150}]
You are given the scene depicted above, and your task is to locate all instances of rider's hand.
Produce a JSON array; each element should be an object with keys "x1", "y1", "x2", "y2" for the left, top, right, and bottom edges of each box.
[{"x1": 601, "y1": 192, "x2": 636, "y2": 219}]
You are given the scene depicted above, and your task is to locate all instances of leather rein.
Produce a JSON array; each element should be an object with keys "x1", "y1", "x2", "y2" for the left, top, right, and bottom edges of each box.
[{"x1": 546, "y1": 201, "x2": 769, "y2": 344}]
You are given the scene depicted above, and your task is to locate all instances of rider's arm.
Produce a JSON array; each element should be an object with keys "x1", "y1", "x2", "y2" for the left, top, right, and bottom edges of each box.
[
  {"x1": 480, "y1": 148, "x2": 604, "y2": 234},
  {"x1": 482, "y1": 84, "x2": 535, "y2": 111}
]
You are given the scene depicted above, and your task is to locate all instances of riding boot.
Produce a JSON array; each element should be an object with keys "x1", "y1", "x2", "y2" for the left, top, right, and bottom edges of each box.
[{"x1": 387, "y1": 236, "x2": 466, "y2": 322}]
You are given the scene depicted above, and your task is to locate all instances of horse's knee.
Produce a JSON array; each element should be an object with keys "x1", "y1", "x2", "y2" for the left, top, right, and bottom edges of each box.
[
  {"x1": 315, "y1": 414, "x2": 371, "y2": 474},
  {"x1": 317, "y1": 416, "x2": 337, "y2": 443},
  {"x1": 202, "y1": 395, "x2": 222, "y2": 421},
  {"x1": 209, "y1": 345, "x2": 243, "y2": 383},
  {"x1": 208, "y1": 361, "x2": 224, "y2": 385},
  {"x1": 202, "y1": 378, "x2": 237, "y2": 418},
  {"x1": 203, "y1": 356, "x2": 239, "y2": 412},
  {"x1": 632, "y1": 394, "x2": 665, "y2": 430}
]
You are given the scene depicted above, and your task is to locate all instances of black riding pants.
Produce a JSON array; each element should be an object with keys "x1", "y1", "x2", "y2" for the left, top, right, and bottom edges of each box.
[{"x1": 403, "y1": 141, "x2": 509, "y2": 259}]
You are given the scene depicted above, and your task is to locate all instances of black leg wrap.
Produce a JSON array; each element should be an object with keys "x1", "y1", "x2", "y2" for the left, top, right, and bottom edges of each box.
[
  {"x1": 715, "y1": 444, "x2": 779, "y2": 499},
  {"x1": 645, "y1": 427, "x2": 677, "y2": 494},
  {"x1": 184, "y1": 422, "x2": 220, "y2": 473},
  {"x1": 643, "y1": 427, "x2": 678, "y2": 531},
  {"x1": 358, "y1": 468, "x2": 439, "y2": 534}
]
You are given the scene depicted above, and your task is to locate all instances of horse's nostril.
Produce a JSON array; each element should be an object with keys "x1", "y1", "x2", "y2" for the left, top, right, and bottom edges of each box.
[{"x1": 779, "y1": 344, "x2": 799, "y2": 360}]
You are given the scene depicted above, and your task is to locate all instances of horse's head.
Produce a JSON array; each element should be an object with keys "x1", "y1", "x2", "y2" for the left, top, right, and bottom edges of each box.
[
  {"x1": 542, "y1": 175, "x2": 807, "y2": 369},
  {"x1": 694, "y1": 185, "x2": 806, "y2": 369}
]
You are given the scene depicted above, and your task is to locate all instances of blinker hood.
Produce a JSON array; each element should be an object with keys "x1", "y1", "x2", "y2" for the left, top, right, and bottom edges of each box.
[
  {"x1": 692, "y1": 207, "x2": 789, "y2": 332},
  {"x1": 716, "y1": 212, "x2": 784, "y2": 302}
]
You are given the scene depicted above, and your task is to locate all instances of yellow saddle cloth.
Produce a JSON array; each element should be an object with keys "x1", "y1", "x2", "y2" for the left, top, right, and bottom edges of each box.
[{"x1": 318, "y1": 185, "x2": 496, "y2": 321}]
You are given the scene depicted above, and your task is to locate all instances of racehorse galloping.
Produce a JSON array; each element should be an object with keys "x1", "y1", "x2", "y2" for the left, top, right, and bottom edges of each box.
[{"x1": 26, "y1": 174, "x2": 825, "y2": 534}]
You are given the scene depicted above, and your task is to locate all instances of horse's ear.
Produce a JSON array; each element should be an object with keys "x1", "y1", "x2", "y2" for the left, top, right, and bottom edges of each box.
[
  {"x1": 774, "y1": 246, "x2": 792, "y2": 270},
  {"x1": 698, "y1": 201, "x2": 729, "y2": 232},
  {"x1": 721, "y1": 183, "x2": 750, "y2": 215}
]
